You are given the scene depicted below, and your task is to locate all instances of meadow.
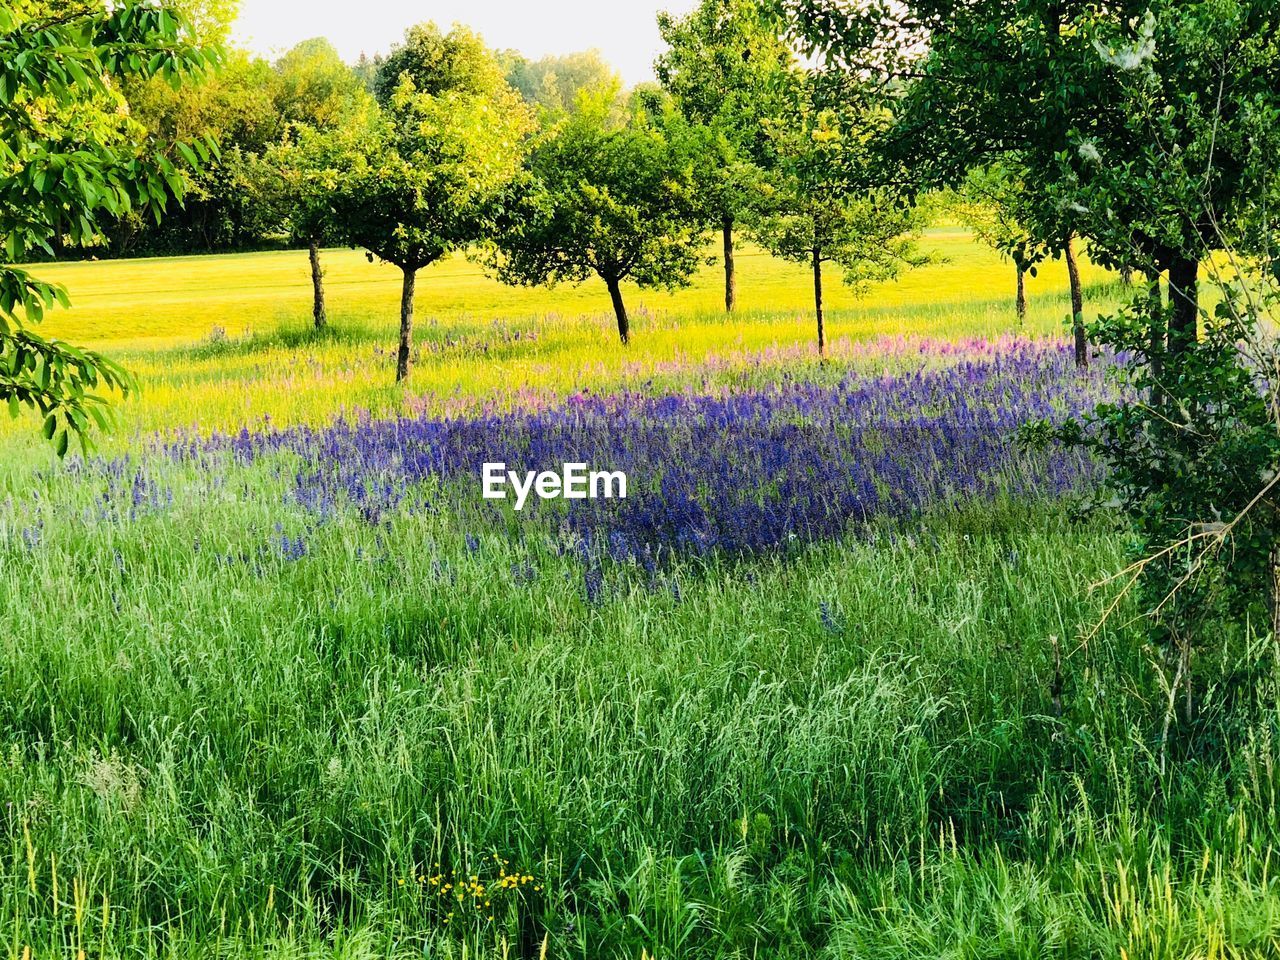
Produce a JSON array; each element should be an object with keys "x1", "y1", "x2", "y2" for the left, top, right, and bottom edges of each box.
[
  {"x1": 10, "y1": 229, "x2": 1110, "y2": 434},
  {"x1": 4, "y1": 233, "x2": 1280, "y2": 959}
]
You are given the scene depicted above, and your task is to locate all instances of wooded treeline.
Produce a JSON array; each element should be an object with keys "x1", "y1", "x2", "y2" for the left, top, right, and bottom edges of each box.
[{"x1": 38, "y1": 40, "x2": 624, "y2": 259}]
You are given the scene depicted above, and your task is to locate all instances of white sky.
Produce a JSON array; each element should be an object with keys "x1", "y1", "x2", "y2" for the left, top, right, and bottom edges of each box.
[{"x1": 232, "y1": 0, "x2": 700, "y2": 86}]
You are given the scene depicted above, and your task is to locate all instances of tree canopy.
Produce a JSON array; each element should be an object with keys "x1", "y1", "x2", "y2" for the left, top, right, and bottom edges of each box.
[
  {"x1": 489, "y1": 98, "x2": 706, "y2": 345},
  {"x1": 274, "y1": 37, "x2": 368, "y2": 129},
  {"x1": 329, "y1": 23, "x2": 532, "y2": 380},
  {"x1": 503, "y1": 49, "x2": 623, "y2": 120},
  {"x1": 656, "y1": 0, "x2": 796, "y2": 312},
  {"x1": 372, "y1": 22, "x2": 507, "y2": 106},
  {"x1": 0, "y1": 0, "x2": 220, "y2": 452},
  {"x1": 779, "y1": 0, "x2": 1280, "y2": 362}
]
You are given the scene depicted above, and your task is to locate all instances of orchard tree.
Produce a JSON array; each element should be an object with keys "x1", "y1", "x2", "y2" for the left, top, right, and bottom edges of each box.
[
  {"x1": 888, "y1": 0, "x2": 1094, "y2": 366},
  {"x1": 0, "y1": 1, "x2": 219, "y2": 452},
  {"x1": 265, "y1": 120, "x2": 364, "y2": 329},
  {"x1": 755, "y1": 78, "x2": 925, "y2": 356},
  {"x1": 266, "y1": 39, "x2": 371, "y2": 328},
  {"x1": 490, "y1": 97, "x2": 705, "y2": 345},
  {"x1": 1054, "y1": 4, "x2": 1280, "y2": 368},
  {"x1": 774, "y1": 0, "x2": 1108, "y2": 365},
  {"x1": 656, "y1": 0, "x2": 794, "y2": 313},
  {"x1": 953, "y1": 163, "x2": 1044, "y2": 323},
  {"x1": 331, "y1": 24, "x2": 531, "y2": 381},
  {"x1": 778, "y1": 0, "x2": 1280, "y2": 370}
]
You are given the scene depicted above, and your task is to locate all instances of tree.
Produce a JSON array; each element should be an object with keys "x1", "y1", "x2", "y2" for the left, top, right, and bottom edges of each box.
[
  {"x1": 890, "y1": 0, "x2": 1097, "y2": 366},
  {"x1": 952, "y1": 163, "x2": 1044, "y2": 324},
  {"x1": 264, "y1": 123, "x2": 357, "y2": 329},
  {"x1": 329, "y1": 24, "x2": 531, "y2": 381},
  {"x1": 267, "y1": 39, "x2": 371, "y2": 328},
  {"x1": 489, "y1": 98, "x2": 706, "y2": 345},
  {"x1": 0, "y1": 1, "x2": 219, "y2": 452},
  {"x1": 1054, "y1": 4, "x2": 1280, "y2": 370},
  {"x1": 372, "y1": 22, "x2": 503, "y2": 107},
  {"x1": 1046, "y1": 5, "x2": 1280, "y2": 716},
  {"x1": 754, "y1": 77, "x2": 925, "y2": 356},
  {"x1": 273, "y1": 38, "x2": 365, "y2": 129},
  {"x1": 774, "y1": 0, "x2": 1107, "y2": 365},
  {"x1": 656, "y1": 0, "x2": 794, "y2": 313}
]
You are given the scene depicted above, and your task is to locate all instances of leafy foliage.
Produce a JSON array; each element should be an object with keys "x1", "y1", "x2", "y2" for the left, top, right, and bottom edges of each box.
[
  {"x1": 326, "y1": 24, "x2": 531, "y2": 379},
  {"x1": 657, "y1": 0, "x2": 797, "y2": 312},
  {"x1": 1053, "y1": 3, "x2": 1280, "y2": 275},
  {"x1": 273, "y1": 37, "x2": 367, "y2": 129},
  {"x1": 333, "y1": 25, "x2": 529, "y2": 275},
  {"x1": 489, "y1": 98, "x2": 707, "y2": 344},
  {"x1": 1017, "y1": 268, "x2": 1278, "y2": 753},
  {"x1": 113, "y1": 43, "x2": 352, "y2": 255},
  {"x1": 754, "y1": 75, "x2": 925, "y2": 349},
  {"x1": 502, "y1": 49, "x2": 624, "y2": 121},
  {"x1": 0, "y1": 0, "x2": 219, "y2": 451},
  {"x1": 372, "y1": 21, "x2": 507, "y2": 107},
  {"x1": 656, "y1": 0, "x2": 794, "y2": 201}
]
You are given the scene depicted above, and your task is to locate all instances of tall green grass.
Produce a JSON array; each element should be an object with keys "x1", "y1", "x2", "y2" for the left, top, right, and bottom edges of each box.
[{"x1": 2, "y1": 471, "x2": 1279, "y2": 956}]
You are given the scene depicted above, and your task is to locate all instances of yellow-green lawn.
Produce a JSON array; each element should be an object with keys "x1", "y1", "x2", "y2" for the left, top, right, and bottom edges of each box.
[{"x1": 14, "y1": 228, "x2": 1120, "y2": 438}]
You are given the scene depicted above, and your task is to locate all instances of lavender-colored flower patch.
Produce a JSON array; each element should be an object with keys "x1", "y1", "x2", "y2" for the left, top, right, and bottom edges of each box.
[{"x1": 170, "y1": 338, "x2": 1114, "y2": 564}]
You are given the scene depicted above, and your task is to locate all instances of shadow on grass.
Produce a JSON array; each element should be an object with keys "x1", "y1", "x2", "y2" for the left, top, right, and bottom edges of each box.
[{"x1": 180, "y1": 321, "x2": 387, "y2": 361}]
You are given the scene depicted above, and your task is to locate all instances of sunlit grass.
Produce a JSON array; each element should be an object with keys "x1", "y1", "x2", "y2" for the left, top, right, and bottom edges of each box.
[{"x1": 11, "y1": 229, "x2": 1123, "y2": 439}]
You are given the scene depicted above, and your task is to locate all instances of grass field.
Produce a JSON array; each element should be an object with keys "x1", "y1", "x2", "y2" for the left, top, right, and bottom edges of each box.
[
  {"x1": 5, "y1": 235, "x2": 1280, "y2": 958},
  {"x1": 11, "y1": 229, "x2": 1118, "y2": 437}
]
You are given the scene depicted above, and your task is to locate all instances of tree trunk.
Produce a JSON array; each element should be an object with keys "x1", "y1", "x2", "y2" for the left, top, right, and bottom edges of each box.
[
  {"x1": 722, "y1": 214, "x2": 737, "y2": 314},
  {"x1": 1121, "y1": 265, "x2": 1134, "y2": 287},
  {"x1": 1167, "y1": 254, "x2": 1199, "y2": 361},
  {"x1": 309, "y1": 239, "x2": 326, "y2": 329},
  {"x1": 606, "y1": 276, "x2": 630, "y2": 345},
  {"x1": 812, "y1": 247, "x2": 825, "y2": 358},
  {"x1": 1065, "y1": 233, "x2": 1086, "y2": 367},
  {"x1": 1147, "y1": 271, "x2": 1165, "y2": 408},
  {"x1": 396, "y1": 266, "x2": 416, "y2": 382},
  {"x1": 1016, "y1": 265, "x2": 1027, "y2": 325}
]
